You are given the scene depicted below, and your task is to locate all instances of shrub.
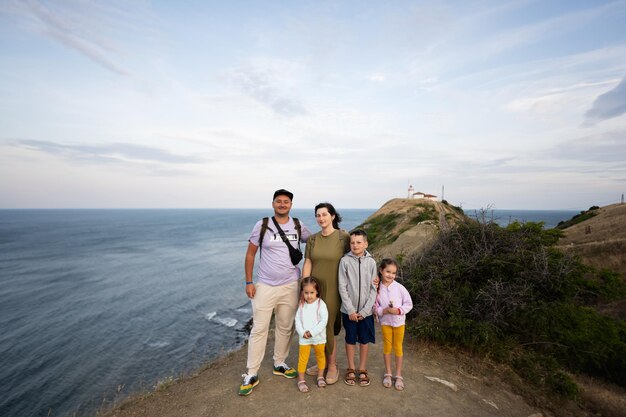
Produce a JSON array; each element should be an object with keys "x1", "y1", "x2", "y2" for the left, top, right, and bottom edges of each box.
[
  {"x1": 517, "y1": 302, "x2": 626, "y2": 386},
  {"x1": 442, "y1": 199, "x2": 464, "y2": 215},
  {"x1": 410, "y1": 204, "x2": 438, "y2": 224},
  {"x1": 358, "y1": 213, "x2": 399, "y2": 248},
  {"x1": 556, "y1": 207, "x2": 599, "y2": 229},
  {"x1": 512, "y1": 351, "x2": 579, "y2": 398},
  {"x1": 403, "y1": 215, "x2": 626, "y2": 392}
]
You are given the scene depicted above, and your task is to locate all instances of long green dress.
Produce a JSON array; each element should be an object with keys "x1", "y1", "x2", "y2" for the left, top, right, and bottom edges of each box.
[{"x1": 304, "y1": 229, "x2": 350, "y2": 358}]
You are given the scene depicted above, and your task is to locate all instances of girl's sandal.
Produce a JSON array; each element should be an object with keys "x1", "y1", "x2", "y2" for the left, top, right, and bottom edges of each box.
[
  {"x1": 317, "y1": 376, "x2": 327, "y2": 388},
  {"x1": 382, "y1": 373, "x2": 393, "y2": 388},
  {"x1": 394, "y1": 376, "x2": 405, "y2": 391},
  {"x1": 344, "y1": 368, "x2": 357, "y2": 386},
  {"x1": 358, "y1": 370, "x2": 370, "y2": 386},
  {"x1": 297, "y1": 380, "x2": 309, "y2": 393}
]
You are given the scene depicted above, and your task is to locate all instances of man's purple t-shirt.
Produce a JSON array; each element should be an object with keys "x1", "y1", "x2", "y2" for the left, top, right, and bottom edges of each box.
[{"x1": 249, "y1": 217, "x2": 311, "y2": 286}]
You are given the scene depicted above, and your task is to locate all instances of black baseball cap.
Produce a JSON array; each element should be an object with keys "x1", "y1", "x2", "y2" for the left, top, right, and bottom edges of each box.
[{"x1": 273, "y1": 189, "x2": 294, "y2": 201}]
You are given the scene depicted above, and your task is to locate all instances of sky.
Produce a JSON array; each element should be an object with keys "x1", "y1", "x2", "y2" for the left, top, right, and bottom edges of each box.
[{"x1": 1, "y1": 0, "x2": 625, "y2": 210}]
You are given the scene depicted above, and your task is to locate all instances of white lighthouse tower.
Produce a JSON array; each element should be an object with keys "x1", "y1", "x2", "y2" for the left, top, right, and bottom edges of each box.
[{"x1": 407, "y1": 184, "x2": 414, "y2": 198}]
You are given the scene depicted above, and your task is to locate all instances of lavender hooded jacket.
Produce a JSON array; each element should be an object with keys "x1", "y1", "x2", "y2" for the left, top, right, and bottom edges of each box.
[{"x1": 375, "y1": 280, "x2": 413, "y2": 327}]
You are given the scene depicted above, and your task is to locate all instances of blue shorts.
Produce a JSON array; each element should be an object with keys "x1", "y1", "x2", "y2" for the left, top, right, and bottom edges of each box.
[{"x1": 342, "y1": 313, "x2": 375, "y2": 345}]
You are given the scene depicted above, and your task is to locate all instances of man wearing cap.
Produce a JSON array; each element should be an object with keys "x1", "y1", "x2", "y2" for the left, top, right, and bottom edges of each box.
[{"x1": 239, "y1": 189, "x2": 312, "y2": 395}]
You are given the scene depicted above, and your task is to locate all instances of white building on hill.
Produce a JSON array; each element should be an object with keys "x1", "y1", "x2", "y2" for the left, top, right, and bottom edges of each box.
[{"x1": 407, "y1": 185, "x2": 437, "y2": 200}]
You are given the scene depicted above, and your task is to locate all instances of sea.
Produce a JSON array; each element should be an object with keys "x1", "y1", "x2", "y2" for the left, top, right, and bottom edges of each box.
[
  {"x1": 462, "y1": 208, "x2": 580, "y2": 229},
  {"x1": 0, "y1": 208, "x2": 579, "y2": 417}
]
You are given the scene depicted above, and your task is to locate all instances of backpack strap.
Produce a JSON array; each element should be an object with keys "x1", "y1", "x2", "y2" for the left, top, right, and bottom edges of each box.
[
  {"x1": 338, "y1": 230, "x2": 350, "y2": 254},
  {"x1": 259, "y1": 217, "x2": 269, "y2": 254},
  {"x1": 259, "y1": 217, "x2": 301, "y2": 257},
  {"x1": 293, "y1": 218, "x2": 302, "y2": 243}
]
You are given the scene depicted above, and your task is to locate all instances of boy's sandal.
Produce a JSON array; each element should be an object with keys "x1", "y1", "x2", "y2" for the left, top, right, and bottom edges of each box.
[
  {"x1": 317, "y1": 376, "x2": 327, "y2": 388},
  {"x1": 297, "y1": 380, "x2": 309, "y2": 393},
  {"x1": 325, "y1": 365, "x2": 339, "y2": 385},
  {"x1": 382, "y1": 373, "x2": 393, "y2": 388},
  {"x1": 394, "y1": 376, "x2": 405, "y2": 391},
  {"x1": 344, "y1": 368, "x2": 357, "y2": 386},
  {"x1": 358, "y1": 370, "x2": 370, "y2": 386}
]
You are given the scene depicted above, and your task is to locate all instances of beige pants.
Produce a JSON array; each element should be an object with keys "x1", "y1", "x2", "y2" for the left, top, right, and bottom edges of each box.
[{"x1": 247, "y1": 281, "x2": 299, "y2": 375}]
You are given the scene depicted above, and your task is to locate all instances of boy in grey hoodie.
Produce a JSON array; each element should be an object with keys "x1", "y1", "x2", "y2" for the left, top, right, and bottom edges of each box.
[{"x1": 338, "y1": 229, "x2": 378, "y2": 386}]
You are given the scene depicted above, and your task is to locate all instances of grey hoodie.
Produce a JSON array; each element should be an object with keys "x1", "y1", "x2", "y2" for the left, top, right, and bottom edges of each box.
[{"x1": 338, "y1": 251, "x2": 378, "y2": 318}]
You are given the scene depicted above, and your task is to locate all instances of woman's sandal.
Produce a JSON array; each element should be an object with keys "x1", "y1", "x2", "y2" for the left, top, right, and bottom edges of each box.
[
  {"x1": 382, "y1": 373, "x2": 393, "y2": 388},
  {"x1": 344, "y1": 368, "x2": 357, "y2": 386},
  {"x1": 317, "y1": 376, "x2": 327, "y2": 388},
  {"x1": 358, "y1": 369, "x2": 370, "y2": 386},
  {"x1": 297, "y1": 380, "x2": 309, "y2": 393},
  {"x1": 394, "y1": 376, "x2": 405, "y2": 391},
  {"x1": 325, "y1": 365, "x2": 339, "y2": 385}
]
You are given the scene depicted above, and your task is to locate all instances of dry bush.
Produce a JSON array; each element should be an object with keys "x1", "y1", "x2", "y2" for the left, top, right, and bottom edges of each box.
[{"x1": 401, "y1": 215, "x2": 626, "y2": 393}]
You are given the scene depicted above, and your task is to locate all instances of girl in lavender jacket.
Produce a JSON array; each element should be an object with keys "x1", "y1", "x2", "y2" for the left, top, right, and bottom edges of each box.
[{"x1": 374, "y1": 258, "x2": 413, "y2": 391}]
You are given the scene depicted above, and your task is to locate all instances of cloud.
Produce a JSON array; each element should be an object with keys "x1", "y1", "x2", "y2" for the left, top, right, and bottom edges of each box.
[
  {"x1": 585, "y1": 76, "x2": 626, "y2": 123},
  {"x1": 547, "y1": 131, "x2": 626, "y2": 164},
  {"x1": 8, "y1": 138, "x2": 207, "y2": 169},
  {"x1": 0, "y1": 0, "x2": 140, "y2": 76},
  {"x1": 368, "y1": 73, "x2": 386, "y2": 82},
  {"x1": 229, "y1": 67, "x2": 308, "y2": 117}
]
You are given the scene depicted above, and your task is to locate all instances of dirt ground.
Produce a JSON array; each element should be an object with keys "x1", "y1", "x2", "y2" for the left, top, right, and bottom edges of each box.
[
  {"x1": 100, "y1": 326, "x2": 564, "y2": 417},
  {"x1": 95, "y1": 203, "x2": 626, "y2": 417}
]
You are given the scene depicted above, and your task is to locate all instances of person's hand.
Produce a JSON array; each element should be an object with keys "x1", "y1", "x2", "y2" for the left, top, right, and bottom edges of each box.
[
  {"x1": 349, "y1": 312, "x2": 359, "y2": 321},
  {"x1": 304, "y1": 331, "x2": 312, "y2": 339},
  {"x1": 245, "y1": 283, "x2": 256, "y2": 299},
  {"x1": 356, "y1": 313, "x2": 364, "y2": 321},
  {"x1": 373, "y1": 276, "x2": 380, "y2": 289}
]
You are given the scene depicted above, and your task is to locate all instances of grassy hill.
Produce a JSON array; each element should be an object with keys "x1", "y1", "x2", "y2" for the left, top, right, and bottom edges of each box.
[
  {"x1": 371, "y1": 201, "x2": 626, "y2": 416},
  {"x1": 557, "y1": 203, "x2": 626, "y2": 279},
  {"x1": 356, "y1": 198, "x2": 466, "y2": 259}
]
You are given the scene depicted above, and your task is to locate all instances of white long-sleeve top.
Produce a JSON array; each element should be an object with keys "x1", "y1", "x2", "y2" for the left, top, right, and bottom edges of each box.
[{"x1": 295, "y1": 298, "x2": 328, "y2": 345}]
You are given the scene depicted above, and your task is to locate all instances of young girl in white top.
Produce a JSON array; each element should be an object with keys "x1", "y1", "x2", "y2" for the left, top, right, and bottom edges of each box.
[
  {"x1": 375, "y1": 259, "x2": 413, "y2": 391},
  {"x1": 295, "y1": 276, "x2": 329, "y2": 392}
]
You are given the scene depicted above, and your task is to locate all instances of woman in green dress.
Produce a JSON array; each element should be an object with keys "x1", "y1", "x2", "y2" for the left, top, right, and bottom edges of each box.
[{"x1": 301, "y1": 202, "x2": 350, "y2": 385}]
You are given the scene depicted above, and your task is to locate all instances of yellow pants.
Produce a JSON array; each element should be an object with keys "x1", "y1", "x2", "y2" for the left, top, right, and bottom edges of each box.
[
  {"x1": 297, "y1": 343, "x2": 326, "y2": 374},
  {"x1": 381, "y1": 325, "x2": 405, "y2": 356}
]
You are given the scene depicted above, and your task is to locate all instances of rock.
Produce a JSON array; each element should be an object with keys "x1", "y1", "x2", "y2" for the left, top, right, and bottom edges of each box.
[
  {"x1": 482, "y1": 399, "x2": 499, "y2": 409},
  {"x1": 424, "y1": 375, "x2": 459, "y2": 392}
]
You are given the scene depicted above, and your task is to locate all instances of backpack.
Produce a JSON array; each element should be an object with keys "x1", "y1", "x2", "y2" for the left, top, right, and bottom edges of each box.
[{"x1": 258, "y1": 217, "x2": 302, "y2": 256}]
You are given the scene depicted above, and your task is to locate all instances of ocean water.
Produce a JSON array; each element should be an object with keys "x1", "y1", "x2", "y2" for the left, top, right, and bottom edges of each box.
[
  {"x1": 0, "y1": 207, "x2": 578, "y2": 417},
  {"x1": 463, "y1": 209, "x2": 580, "y2": 229},
  {"x1": 0, "y1": 209, "x2": 373, "y2": 417}
]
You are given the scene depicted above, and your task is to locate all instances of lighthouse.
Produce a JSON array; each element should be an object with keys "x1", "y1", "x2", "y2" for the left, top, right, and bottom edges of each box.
[{"x1": 407, "y1": 185, "x2": 414, "y2": 198}]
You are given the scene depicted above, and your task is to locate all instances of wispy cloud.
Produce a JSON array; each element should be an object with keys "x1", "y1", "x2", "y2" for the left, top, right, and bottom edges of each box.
[
  {"x1": 475, "y1": 2, "x2": 624, "y2": 59},
  {"x1": 7, "y1": 139, "x2": 208, "y2": 174},
  {"x1": 585, "y1": 76, "x2": 626, "y2": 123},
  {"x1": 367, "y1": 73, "x2": 386, "y2": 82},
  {"x1": 229, "y1": 66, "x2": 308, "y2": 117},
  {"x1": 0, "y1": 0, "x2": 147, "y2": 76},
  {"x1": 548, "y1": 131, "x2": 626, "y2": 163},
  {"x1": 414, "y1": 1, "x2": 626, "y2": 92}
]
